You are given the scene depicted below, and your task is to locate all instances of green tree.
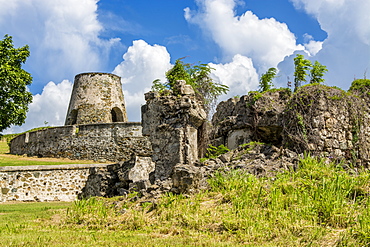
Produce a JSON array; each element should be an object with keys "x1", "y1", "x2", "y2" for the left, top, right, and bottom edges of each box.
[
  {"x1": 293, "y1": 54, "x2": 328, "y2": 91},
  {"x1": 165, "y1": 59, "x2": 192, "y2": 89},
  {"x1": 259, "y1": 67, "x2": 277, "y2": 92},
  {"x1": 309, "y1": 60, "x2": 328, "y2": 84},
  {"x1": 293, "y1": 54, "x2": 312, "y2": 91},
  {"x1": 0, "y1": 35, "x2": 33, "y2": 132},
  {"x1": 153, "y1": 58, "x2": 229, "y2": 117}
]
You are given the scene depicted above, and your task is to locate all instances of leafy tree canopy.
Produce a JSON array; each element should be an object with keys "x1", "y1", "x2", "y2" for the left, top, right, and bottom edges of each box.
[
  {"x1": 0, "y1": 35, "x2": 33, "y2": 132},
  {"x1": 152, "y1": 58, "x2": 229, "y2": 117}
]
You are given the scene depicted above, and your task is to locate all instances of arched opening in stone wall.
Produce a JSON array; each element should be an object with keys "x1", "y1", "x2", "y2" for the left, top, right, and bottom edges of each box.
[
  {"x1": 70, "y1": 109, "x2": 78, "y2": 125},
  {"x1": 111, "y1": 107, "x2": 124, "y2": 122}
]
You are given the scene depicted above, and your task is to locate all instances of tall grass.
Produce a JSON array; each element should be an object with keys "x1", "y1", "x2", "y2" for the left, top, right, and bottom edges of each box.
[
  {"x1": 63, "y1": 156, "x2": 370, "y2": 246},
  {"x1": 207, "y1": 156, "x2": 370, "y2": 245},
  {"x1": 2, "y1": 155, "x2": 370, "y2": 246}
]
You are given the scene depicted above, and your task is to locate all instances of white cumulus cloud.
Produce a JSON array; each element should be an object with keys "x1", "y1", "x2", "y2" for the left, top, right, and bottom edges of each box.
[
  {"x1": 210, "y1": 54, "x2": 259, "y2": 101},
  {"x1": 185, "y1": 0, "x2": 304, "y2": 71},
  {"x1": 3, "y1": 80, "x2": 73, "y2": 134},
  {"x1": 113, "y1": 40, "x2": 172, "y2": 121},
  {"x1": 290, "y1": 0, "x2": 370, "y2": 87},
  {"x1": 0, "y1": 0, "x2": 119, "y2": 85}
]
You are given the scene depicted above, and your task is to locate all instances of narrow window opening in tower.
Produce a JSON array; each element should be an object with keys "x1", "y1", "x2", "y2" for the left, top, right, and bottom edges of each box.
[
  {"x1": 70, "y1": 109, "x2": 78, "y2": 125},
  {"x1": 111, "y1": 107, "x2": 124, "y2": 122}
]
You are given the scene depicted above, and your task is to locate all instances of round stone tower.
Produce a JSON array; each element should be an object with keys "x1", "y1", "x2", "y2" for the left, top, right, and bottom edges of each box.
[{"x1": 65, "y1": 72, "x2": 128, "y2": 125}]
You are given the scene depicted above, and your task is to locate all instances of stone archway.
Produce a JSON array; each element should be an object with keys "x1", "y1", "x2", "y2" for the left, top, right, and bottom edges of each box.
[{"x1": 111, "y1": 107, "x2": 124, "y2": 122}]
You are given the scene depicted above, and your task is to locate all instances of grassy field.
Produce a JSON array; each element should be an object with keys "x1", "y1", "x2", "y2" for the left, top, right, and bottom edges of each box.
[
  {"x1": 1, "y1": 156, "x2": 370, "y2": 246},
  {"x1": 0, "y1": 201, "x2": 232, "y2": 246},
  {"x1": 0, "y1": 141, "x2": 105, "y2": 167}
]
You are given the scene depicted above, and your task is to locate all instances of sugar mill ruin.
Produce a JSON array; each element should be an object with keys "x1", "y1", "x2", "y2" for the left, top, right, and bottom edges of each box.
[{"x1": 1, "y1": 72, "x2": 370, "y2": 202}]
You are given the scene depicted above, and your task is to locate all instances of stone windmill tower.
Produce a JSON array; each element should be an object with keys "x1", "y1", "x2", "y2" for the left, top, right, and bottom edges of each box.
[{"x1": 65, "y1": 72, "x2": 128, "y2": 125}]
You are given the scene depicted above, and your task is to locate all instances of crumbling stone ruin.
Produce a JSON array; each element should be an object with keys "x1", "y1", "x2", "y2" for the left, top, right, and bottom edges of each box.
[
  {"x1": 211, "y1": 84, "x2": 370, "y2": 166},
  {"x1": 142, "y1": 80, "x2": 207, "y2": 181},
  {"x1": 6, "y1": 74, "x2": 370, "y2": 202}
]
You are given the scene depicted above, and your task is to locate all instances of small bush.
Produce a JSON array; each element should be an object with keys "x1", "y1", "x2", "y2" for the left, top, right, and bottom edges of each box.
[
  {"x1": 200, "y1": 144, "x2": 230, "y2": 162},
  {"x1": 349, "y1": 79, "x2": 370, "y2": 95}
]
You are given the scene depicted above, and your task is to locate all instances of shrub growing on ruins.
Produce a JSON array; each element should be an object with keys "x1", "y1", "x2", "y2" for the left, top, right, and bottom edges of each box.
[
  {"x1": 152, "y1": 58, "x2": 229, "y2": 117},
  {"x1": 310, "y1": 60, "x2": 328, "y2": 84},
  {"x1": 293, "y1": 54, "x2": 328, "y2": 91},
  {"x1": 293, "y1": 54, "x2": 312, "y2": 91},
  {"x1": 349, "y1": 79, "x2": 370, "y2": 93},
  {"x1": 259, "y1": 67, "x2": 277, "y2": 92},
  {"x1": 0, "y1": 35, "x2": 33, "y2": 132}
]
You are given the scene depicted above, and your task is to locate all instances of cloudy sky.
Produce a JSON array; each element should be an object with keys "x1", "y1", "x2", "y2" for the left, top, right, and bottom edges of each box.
[{"x1": 1, "y1": 0, "x2": 369, "y2": 134}]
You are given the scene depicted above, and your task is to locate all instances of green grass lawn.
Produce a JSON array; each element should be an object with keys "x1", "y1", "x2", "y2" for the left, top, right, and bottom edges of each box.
[
  {"x1": 0, "y1": 140, "x2": 9, "y2": 154},
  {"x1": 0, "y1": 141, "x2": 104, "y2": 167},
  {"x1": 0, "y1": 201, "x2": 233, "y2": 246},
  {"x1": 1, "y1": 156, "x2": 369, "y2": 246}
]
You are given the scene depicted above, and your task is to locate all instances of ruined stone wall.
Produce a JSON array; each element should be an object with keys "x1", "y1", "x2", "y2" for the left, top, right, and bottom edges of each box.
[
  {"x1": 142, "y1": 81, "x2": 207, "y2": 181},
  {"x1": 0, "y1": 164, "x2": 111, "y2": 202},
  {"x1": 10, "y1": 122, "x2": 151, "y2": 163},
  {"x1": 211, "y1": 85, "x2": 370, "y2": 165},
  {"x1": 282, "y1": 85, "x2": 370, "y2": 163},
  {"x1": 212, "y1": 89, "x2": 291, "y2": 149}
]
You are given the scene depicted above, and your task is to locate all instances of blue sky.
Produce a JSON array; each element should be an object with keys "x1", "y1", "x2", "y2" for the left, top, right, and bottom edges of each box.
[
  {"x1": 98, "y1": 0, "x2": 327, "y2": 70},
  {"x1": 1, "y1": 0, "x2": 370, "y2": 133}
]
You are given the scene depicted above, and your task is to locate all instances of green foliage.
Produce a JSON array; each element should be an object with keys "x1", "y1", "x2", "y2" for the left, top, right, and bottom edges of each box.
[
  {"x1": 293, "y1": 54, "x2": 328, "y2": 91},
  {"x1": 245, "y1": 91, "x2": 263, "y2": 107},
  {"x1": 208, "y1": 156, "x2": 370, "y2": 244},
  {"x1": 152, "y1": 58, "x2": 229, "y2": 117},
  {"x1": 349, "y1": 78, "x2": 370, "y2": 93},
  {"x1": 259, "y1": 67, "x2": 277, "y2": 92},
  {"x1": 296, "y1": 113, "x2": 307, "y2": 139},
  {"x1": 293, "y1": 54, "x2": 312, "y2": 91},
  {"x1": 235, "y1": 141, "x2": 265, "y2": 159},
  {"x1": 66, "y1": 197, "x2": 113, "y2": 227},
  {"x1": 64, "y1": 155, "x2": 370, "y2": 245},
  {"x1": 151, "y1": 79, "x2": 168, "y2": 92},
  {"x1": 310, "y1": 60, "x2": 328, "y2": 84},
  {"x1": 165, "y1": 59, "x2": 193, "y2": 89},
  {"x1": 0, "y1": 35, "x2": 33, "y2": 132},
  {"x1": 200, "y1": 144, "x2": 230, "y2": 162}
]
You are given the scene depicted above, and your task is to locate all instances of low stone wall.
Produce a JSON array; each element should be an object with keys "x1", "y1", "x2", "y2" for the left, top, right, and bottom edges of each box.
[
  {"x1": 10, "y1": 122, "x2": 152, "y2": 163},
  {"x1": 0, "y1": 164, "x2": 111, "y2": 202}
]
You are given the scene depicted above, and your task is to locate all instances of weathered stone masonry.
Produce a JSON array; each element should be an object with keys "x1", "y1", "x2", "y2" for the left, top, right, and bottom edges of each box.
[
  {"x1": 0, "y1": 164, "x2": 111, "y2": 202},
  {"x1": 4, "y1": 72, "x2": 155, "y2": 202},
  {"x1": 211, "y1": 84, "x2": 370, "y2": 165},
  {"x1": 142, "y1": 80, "x2": 207, "y2": 182},
  {"x1": 65, "y1": 72, "x2": 128, "y2": 125},
  {"x1": 10, "y1": 122, "x2": 151, "y2": 163},
  {"x1": 6, "y1": 75, "x2": 370, "y2": 203}
]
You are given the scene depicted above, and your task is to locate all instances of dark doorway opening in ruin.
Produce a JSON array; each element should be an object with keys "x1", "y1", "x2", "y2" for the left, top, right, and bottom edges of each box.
[
  {"x1": 70, "y1": 109, "x2": 78, "y2": 125},
  {"x1": 197, "y1": 122, "x2": 208, "y2": 158},
  {"x1": 256, "y1": 126, "x2": 283, "y2": 146},
  {"x1": 111, "y1": 107, "x2": 124, "y2": 122}
]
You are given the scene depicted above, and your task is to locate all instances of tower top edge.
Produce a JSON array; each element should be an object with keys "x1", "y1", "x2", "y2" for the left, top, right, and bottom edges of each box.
[{"x1": 75, "y1": 72, "x2": 121, "y2": 80}]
